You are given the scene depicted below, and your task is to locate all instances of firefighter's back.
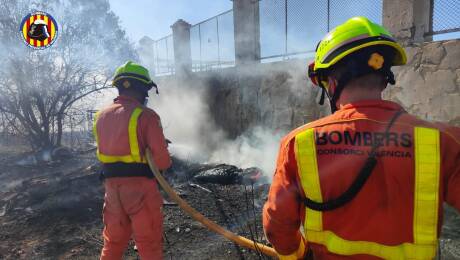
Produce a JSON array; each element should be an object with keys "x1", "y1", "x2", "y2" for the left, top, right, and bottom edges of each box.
[{"x1": 298, "y1": 100, "x2": 460, "y2": 259}]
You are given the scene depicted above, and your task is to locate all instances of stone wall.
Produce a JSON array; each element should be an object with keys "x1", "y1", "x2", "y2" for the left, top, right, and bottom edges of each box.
[
  {"x1": 384, "y1": 40, "x2": 460, "y2": 125},
  {"x1": 156, "y1": 39, "x2": 460, "y2": 138},
  {"x1": 184, "y1": 60, "x2": 328, "y2": 138},
  {"x1": 205, "y1": 39, "x2": 459, "y2": 136},
  {"x1": 209, "y1": 61, "x2": 329, "y2": 137}
]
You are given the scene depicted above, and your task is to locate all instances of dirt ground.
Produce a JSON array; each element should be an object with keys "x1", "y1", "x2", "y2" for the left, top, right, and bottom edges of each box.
[
  {"x1": 0, "y1": 146, "x2": 459, "y2": 260},
  {"x1": 0, "y1": 148, "x2": 270, "y2": 260}
]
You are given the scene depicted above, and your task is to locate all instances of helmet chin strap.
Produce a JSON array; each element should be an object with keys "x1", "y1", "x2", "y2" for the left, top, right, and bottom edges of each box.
[
  {"x1": 152, "y1": 82, "x2": 159, "y2": 95},
  {"x1": 385, "y1": 70, "x2": 396, "y2": 85},
  {"x1": 318, "y1": 87, "x2": 326, "y2": 105},
  {"x1": 330, "y1": 74, "x2": 350, "y2": 113},
  {"x1": 318, "y1": 77, "x2": 340, "y2": 113}
]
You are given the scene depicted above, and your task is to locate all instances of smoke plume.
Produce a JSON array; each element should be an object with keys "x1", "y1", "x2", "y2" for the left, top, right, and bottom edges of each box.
[{"x1": 149, "y1": 81, "x2": 282, "y2": 179}]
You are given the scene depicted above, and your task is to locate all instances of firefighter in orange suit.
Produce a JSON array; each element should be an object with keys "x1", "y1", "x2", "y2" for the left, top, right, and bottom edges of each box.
[
  {"x1": 263, "y1": 17, "x2": 460, "y2": 259},
  {"x1": 94, "y1": 61, "x2": 171, "y2": 260}
]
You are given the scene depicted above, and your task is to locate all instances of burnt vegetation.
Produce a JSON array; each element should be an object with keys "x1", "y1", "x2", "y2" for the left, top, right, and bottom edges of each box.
[
  {"x1": 0, "y1": 151, "x2": 272, "y2": 259},
  {"x1": 0, "y1": 0, "x2": 136, "y2": 152}
]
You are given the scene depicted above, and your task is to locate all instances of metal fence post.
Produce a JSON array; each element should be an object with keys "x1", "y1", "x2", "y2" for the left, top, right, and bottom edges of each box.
[
  {"x1": 165, "y1": 38, "x2": 170, "y2": 73},
  {"x1": 327, "y1": 0, "x2": 330, "y2": 32},
  {"x1": 154, "y1": 42, "x2": 158, "y2": 75},
  {"x1": 216, "y1": 16, "x2": 221, "y2": 68},
  {"x1": 198, "y1": 24, "x2": 202, "y2": 71},
  {"x1": 285, "y1": 0, "x2": 288, "y2": 57}
]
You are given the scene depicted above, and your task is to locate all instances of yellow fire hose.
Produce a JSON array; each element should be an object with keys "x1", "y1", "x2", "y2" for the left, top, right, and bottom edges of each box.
[{"x1": 145, "y1": 149, "x2": 277, "y2": 258}]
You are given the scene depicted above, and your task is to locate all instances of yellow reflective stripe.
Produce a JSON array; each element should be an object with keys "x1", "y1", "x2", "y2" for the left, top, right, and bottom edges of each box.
[
  {"x1": 92, "y1": 111, "x2": 101, "y2": 160},
  {"x1": 306, "y1": 230, "x2": 436, "y2": 260},
  {"x1": 414, "y1": 127, "x2": 440, "y2": 249},
  {"x1": 277, "y1": 253, "x2": 298, "y2": 260},
  {"x1": 94, "y1": 108, "x2": 146, "y2": 164},
  {"x1": 295, "y1": 128, "x2": 323, "y2": 232},
  {"x1": 295, "y1": 127, "x2": 440, "y2": 259},
  {"x1": 96, "y1": 154, "x2": 139, "y2": 163},
  {"x1": 22, "y1": 19, "x2": 28, "y2": 42},
  {"x1": 50, "y1": 20, "x2": 56, "y2": 40},
  {"x1": 128, "y1": 107, "x2": 144, "y2": 162},
  {"x1": 277, "y1": 239, "x2": 306, "y2": 260}
]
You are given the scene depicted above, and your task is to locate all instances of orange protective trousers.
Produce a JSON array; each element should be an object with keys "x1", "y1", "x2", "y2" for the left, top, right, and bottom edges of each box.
[{"x1": 100, "y1": 177, "x2": 163, "y2": 260}]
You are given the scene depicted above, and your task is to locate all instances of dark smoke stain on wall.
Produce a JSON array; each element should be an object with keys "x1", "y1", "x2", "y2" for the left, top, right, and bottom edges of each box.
[{"x1": 186, "y1": 59, "x2": 328, "y2": 138}]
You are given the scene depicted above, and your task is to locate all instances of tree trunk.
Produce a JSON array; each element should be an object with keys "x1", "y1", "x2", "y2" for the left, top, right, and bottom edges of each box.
[{"x1": 55, "y1": 112, "x2": 63, "y2": 147}]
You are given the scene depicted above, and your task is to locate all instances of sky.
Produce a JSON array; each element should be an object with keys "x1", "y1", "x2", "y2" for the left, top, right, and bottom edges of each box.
[{"x1": 108, "y1": 0, "x2": 233, "y2": 42}]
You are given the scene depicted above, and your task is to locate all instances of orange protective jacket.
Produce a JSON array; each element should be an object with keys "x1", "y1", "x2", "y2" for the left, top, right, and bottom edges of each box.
[
  {"x1": 94, "y1": 95, "x2": 171, "y2": 170},
  {"x1": 263, "y1": 100, "x2": 460, "y2": 259},
  {"x1": 95, "y1": 96, "x2": 171, "y2": 259}
]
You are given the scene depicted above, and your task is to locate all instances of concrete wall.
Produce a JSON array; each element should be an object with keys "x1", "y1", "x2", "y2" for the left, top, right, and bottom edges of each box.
[
  {"x1": 137, "y1": 36, "x2": 156, "y2": 74},
  {"x1": 233, "y1": 0, "x2": 261, "y2": 65},
  {"x1": 381, "y1": 0, "x2": 460, "y2": 125},
  {"x1": 382, "y1": 0, "x2": 432, "y2": 44}
]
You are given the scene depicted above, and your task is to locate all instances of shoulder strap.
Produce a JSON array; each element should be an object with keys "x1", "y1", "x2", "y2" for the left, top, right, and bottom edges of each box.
[{"x1": 303, "y1": 110, "x2": 405, "y2": 211}]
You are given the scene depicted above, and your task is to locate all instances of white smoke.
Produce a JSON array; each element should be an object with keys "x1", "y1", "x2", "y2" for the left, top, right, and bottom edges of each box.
[
  {"x1": 148, "y1": 81, "x2": 282, "y2": 178},
  {"x1": 209, "y1": 126, "x2": 282, "y2": 178}
]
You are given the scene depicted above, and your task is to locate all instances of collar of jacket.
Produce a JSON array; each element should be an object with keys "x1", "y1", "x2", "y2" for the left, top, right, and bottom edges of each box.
[
  {"x1": 338, "y1": 99, "x2": 404, "y2": 112},
  {"x1": 114, "y1": 95, "x2": 142, "y2": 106}
]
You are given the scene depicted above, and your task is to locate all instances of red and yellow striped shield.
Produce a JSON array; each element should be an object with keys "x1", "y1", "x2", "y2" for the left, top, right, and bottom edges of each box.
[{"x1": 20, "y1": 11, "x2": 58, "y2": 50}]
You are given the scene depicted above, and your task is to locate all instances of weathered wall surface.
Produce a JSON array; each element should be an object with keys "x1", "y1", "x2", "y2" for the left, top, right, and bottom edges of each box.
[
  {"x1": 156, "y1": 60, "x2": 326, "y2": 138},
  {"x1": 384, "y1": 40, "x2": 460, "y2": 125},
  {"x1": 156, "y1": 39, "x2": 460, "y2": 138},
  {"x1": 205, "y1": 39, "x2": 459, "y2": 136},
  {"x1": 192, "y1": 60, "x2": 328, "y2": 138},
  {"x1": 205, "y1": 60, "x2": 329, "y2": 137}
]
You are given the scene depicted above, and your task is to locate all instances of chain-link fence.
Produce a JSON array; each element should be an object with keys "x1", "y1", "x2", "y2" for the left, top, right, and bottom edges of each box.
[
  {"x1": 191, "y1": 10, "x2": 235, "y2": 72},
  {"x1": 260, "y1": 0, "x2": 383, "y2": 61},
  {"x1": 150, "y1": 0, "x2": 458, "y2": 74},
  {"x1": 429, "y1": 0, "x2": 460, "y2": 36},
  {"x1": 152, "y1": 35, "x2": 175, "y2": 76}
]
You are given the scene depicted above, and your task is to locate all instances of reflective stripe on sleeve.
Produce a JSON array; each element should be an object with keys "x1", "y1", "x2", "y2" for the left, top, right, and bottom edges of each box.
[
  {"x1": 93, "y1": 111, "x2": 102, "y2": 161},
  {"x1": 277, "y1": 238, "x2": 306, "y2": 260}
]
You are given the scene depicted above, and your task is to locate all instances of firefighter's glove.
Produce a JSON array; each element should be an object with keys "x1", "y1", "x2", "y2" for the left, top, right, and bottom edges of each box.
[{"x1": 277, "y1": 237, "x2": 306, "y2": 260}]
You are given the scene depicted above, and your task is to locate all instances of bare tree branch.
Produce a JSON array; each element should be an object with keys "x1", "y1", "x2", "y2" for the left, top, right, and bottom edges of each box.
[{"x1": 0, "y1": 0, "x2": 137, "y2": 151}]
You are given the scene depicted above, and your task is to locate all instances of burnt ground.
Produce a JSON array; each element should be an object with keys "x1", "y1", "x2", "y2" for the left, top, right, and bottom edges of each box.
[
  {"x1": 0, "y1": 149, "x2": 271, "y2": 260},
  {"x1": 0, "y1": 147, "x2": 459, "y2": 260}
]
